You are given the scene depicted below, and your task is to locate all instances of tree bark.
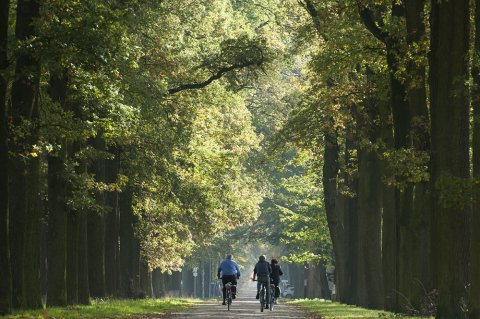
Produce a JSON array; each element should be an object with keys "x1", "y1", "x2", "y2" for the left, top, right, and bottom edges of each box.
[
  {"x1": 342, "y1": 175, "x2": 358, "y2": 305},
  {"x1": 396, "y1": 1, "x2": 432, "y2": 313},
  {"x1": 321, "y1": 122, "x2": 341, "y2": 300},
  {"x1": 306, "y1": 263, "x2": 320, "y2": 298},
  {"x1": 152, "y1": 268, "x2": 162, "y2": 298},
  {"x1": 356, "y1": 97, "x2": 384, "y2": 309},
  {"x1": 359, "y1": 5, "x2": 411, "y2": 312},
  {"x1": 356, "y1": 147, "x2": 384, "y2": 309},
  {"x1": 119, "y1": 187, "x2": 141, "y2": 298},
  {"x1": 23, "y1": 155, "x2": 42, "y2": 309},
  {"x1": 469, "y1": 0, "x2": 480, "y2": 317},
  {"x1": 77, "y1": 211, "x2": 90, "y2": 305},
  {"x1": 105, "y1": 148, "x2": 120, "y2": 297},
  {"x1": 336, "y1": 131, "x2": 358, "y2": 305},
  {"x1": 66, "y1": 210, "x2": 79, "y2": 305},
  {"x1": 139, "y1": 259, "x2": 152, "y2": 298},
  {"x1": 47, "y1": 153, "x2": 68, "y2": 306},
  {"x1": 9, "y1": 0, "x2": 41, "y2": 309},
  {"x1": 318, "y1": 262, "x2": 331, "y2": 299},
  {"x1": 87, "y1": 136, "x2": 107, "y2": 298},
  {"x1": 46, "y1": 74, "x2": 69, "y2": 307},
  {"x1": 87, "y1": 209, "x2": 106, "y2": 298},
  {"x1": 386, "y1": 4, "x2": 418, "y2": 314},
  {"x1": 429, "y1": 0, "x2": 470, "y2": 317},
  {"x1": 378, "y1": 98, "x2": 397, "y2": 311},
  {"x1": 0, "y1": 0, "x2": 11, "y2": 314}
]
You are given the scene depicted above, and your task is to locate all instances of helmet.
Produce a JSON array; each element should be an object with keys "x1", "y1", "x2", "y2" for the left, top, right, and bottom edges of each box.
[{"x1": 259, "y1": 255, "x2": 266, "y2": 261}]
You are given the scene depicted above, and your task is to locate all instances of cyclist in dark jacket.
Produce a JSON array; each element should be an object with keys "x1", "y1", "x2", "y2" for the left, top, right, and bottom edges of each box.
[
  {"x1": 270, "y1": 258, "x2": 283, "y2": 299},
  {"x1": 252, "y1": 255, "x2": 272, "y2": 308}
]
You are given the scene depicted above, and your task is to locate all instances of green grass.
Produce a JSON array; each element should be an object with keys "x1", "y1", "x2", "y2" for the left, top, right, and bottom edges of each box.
[
  {"x1": 289, "y1": 299, "x2": 432, "y2": 319},
  {"x1": 1, "y1": 298, "x2": 198, "y2": 319}
]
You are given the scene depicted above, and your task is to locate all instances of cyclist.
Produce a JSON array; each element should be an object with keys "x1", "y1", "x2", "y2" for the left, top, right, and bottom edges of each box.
[
  {"x1": 270, "y1": 258, "x2": 283, "y2": 302},
  {"x1": 217, "y1": 254, "x2": 240, "y2": 305},
  {"x1": 252, "y1": 255, "x2": 272, "y2": 309}
]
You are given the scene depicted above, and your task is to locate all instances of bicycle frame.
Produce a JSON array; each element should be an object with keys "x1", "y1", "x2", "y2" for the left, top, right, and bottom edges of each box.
[
  {"x1": 269, "y1": 283, "x2": 275, "y2": 311},
  {"x1": 224, "y1": 281, "x2": 235, "y2": 311}
]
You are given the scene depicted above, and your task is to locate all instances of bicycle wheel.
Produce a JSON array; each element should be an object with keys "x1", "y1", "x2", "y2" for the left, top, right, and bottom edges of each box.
[
  {"x1": 260, "y1": 286, "x2": 265, "y2": 312},
  {"x1": 269, "y1": 286, "x2": 274, "y2": 311},
  {"x1": 227, "y1": 290, "x2": 231, "y2": 311}
]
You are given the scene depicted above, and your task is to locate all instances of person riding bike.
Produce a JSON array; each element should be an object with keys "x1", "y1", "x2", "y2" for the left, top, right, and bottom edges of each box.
[
  {"x1": 252, "y1": 255, "x2": 272, "y2": 309},
  {"x1": 270, "y1": 258, "x2": 283, "y2": 301},
  {"x1": 217, "y1": 254, "x2": 240, "y2": 305}
]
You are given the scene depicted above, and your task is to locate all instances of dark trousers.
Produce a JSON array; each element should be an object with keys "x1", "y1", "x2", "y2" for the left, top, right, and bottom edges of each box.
[
  {"x1": 256, "y1": 275, "x2": 270, "y2": 302},
  {"x1": 272, "y1": 279, "x2": 280, "y2": 297},
  {"x1": 221, "y1": 275, "x2": 237, "y2": 300}
]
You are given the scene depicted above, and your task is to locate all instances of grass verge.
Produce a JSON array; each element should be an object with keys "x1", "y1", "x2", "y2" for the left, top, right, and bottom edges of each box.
[
  {"x1": 289, "y1": 299, "x2": 432, "y2": 319},
  {"x1": 1, "y1": 298, "x2": 198, "y2": 319}
]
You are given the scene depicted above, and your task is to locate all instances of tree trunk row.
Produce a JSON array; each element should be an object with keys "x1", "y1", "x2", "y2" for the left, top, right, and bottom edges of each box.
[{"x1": 317, "y1": 1, "x2": 475, "y2": 319}]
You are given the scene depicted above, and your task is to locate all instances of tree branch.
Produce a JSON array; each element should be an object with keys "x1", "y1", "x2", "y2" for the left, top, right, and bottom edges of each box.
[
  {"x1": 359, "y1": 7, "x2": 389, "y2": 44},
  {"x1": 300, "y1": 0, "x2": 328, "y2": 41},
  {"x1": 167, "y1": 59, "x2": 261, "y2": 95}
]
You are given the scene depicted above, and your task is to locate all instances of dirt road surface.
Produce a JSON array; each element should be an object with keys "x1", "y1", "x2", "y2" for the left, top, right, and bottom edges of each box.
[{"x1": 166, "y1": 280, "x2": 316, "y2": 319}]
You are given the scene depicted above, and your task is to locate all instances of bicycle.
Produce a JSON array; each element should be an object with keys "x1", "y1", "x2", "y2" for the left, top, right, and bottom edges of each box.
[
  {"x1": 268, "y1": 283, "x2": 276, "y2": 310},
  {"x1": 224, "y1": 282, "x2": 235, "y2": 311},
  {"x1": 254, "y1": 278, "x2": 272, "y2": 312}
]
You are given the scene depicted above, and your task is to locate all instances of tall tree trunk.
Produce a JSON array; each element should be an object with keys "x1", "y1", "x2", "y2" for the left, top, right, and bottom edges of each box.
[
  {"x1": 66, "y1": 141, "x2": 82, "y2": 305},
  {"x1": 47, "y1": 153, "x2": 68, "y2": 306},
  {"x1": 396, "y1": 0, "x2": 432, "y2": 313},
  {"x1": 318, "y1": 262, "x2": 331, "y2": 299},
  {"x1": 306, "y1": 263, "x2": 321, "y2": 298},
  {"x1": 152, "y1": 268, "x2": 165, "y2": 298},
  {"x1": 77, "y1": 211, "x2": 90, "y2": 305},
  {"x1": 119, "y1": 188, "x2": 139, "y2": 297},
  {"x1": 336, "y1": 129, "x2": 358, "y2": 305},
  {"x1": 335, "y1": 132, "x2": 358, "y2": 305},
  {"x1": 356, "y1": 97, "x2": 384, "y2": 309},
  {"x1": 342, "y1": 176, "x2": 358, "y2": 305},
  {"x1": 356, "y1": 147, "x2": 384, "y2": 309},
  {"x1": 87, "y1": 210, "x2": 105, "y2": 298},
  {"x1": 139, "y1": 259, "x2": 152, "y2": 298},
  {"x1": 105, "y1": 148, "x2": 120, "y2": 297},
  {"x1": 9, "y1": 0, "x2": 41, "y2": 309},
  {"x1": 429, "y1": 0, "x2": 470, "y2": 317},
  {"x1": 0, "y1": 0, "x2": 11, "y2": 314},
  {"x1": 378, "y1": 98, "x2": 397, "y2": 311},
  {"x1": 469, "y1": 0, "x2": 480, "y2": 317},
  {"x1": 359, "y1": 6, "x2": 410, "y2": 312},
  {"x1": 23, "y1": 155, "x2": 42, "y2": 309},
  {"x1": 321, "y1": 122, "x2": 341, "y2": 300},
  {"x1": 387, "y1": 4, "x2": 418, "y2": 313},
  {"x1": 46, "y1": 74, "x2": 69, "y2": 307},
  {"x1": 66, "y1": 210, "x2": 79, "y2": 305},
  {"x1": 87, "y1": 136, "x2": 107, "y2": 298}
]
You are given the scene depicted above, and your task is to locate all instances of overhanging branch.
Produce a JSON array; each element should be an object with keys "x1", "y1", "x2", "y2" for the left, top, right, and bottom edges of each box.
[
  {"x1": 300, "y1": 0, "x2": 328, "y2": 41},
  {"x1": 359, "y1": 7, "x2": 389, "y2": 44},
  {"x1": 167, "y1": 59, "x2": 261, "y2": 95}
]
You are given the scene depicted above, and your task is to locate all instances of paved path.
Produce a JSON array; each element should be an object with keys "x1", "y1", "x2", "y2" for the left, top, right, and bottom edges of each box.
[{"x1": 166, "y1": 281, "x2": 316, "y2": 319}]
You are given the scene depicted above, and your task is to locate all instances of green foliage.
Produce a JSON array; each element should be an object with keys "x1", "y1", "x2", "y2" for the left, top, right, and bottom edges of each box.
[
  {"x1": 273, "y1": 151, "x2": 332, "y2": 264},
  {"x1": 381, "y1": 148, "x2": 430, "y2": 187},
  {"x1": 17, "y1": 0, "x2": 287, "y2": 274}
]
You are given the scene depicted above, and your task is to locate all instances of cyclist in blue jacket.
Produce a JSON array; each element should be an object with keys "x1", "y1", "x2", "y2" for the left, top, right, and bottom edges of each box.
[{"x1": 217, "y1": 254, "x2": 240, "y2": 305}]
